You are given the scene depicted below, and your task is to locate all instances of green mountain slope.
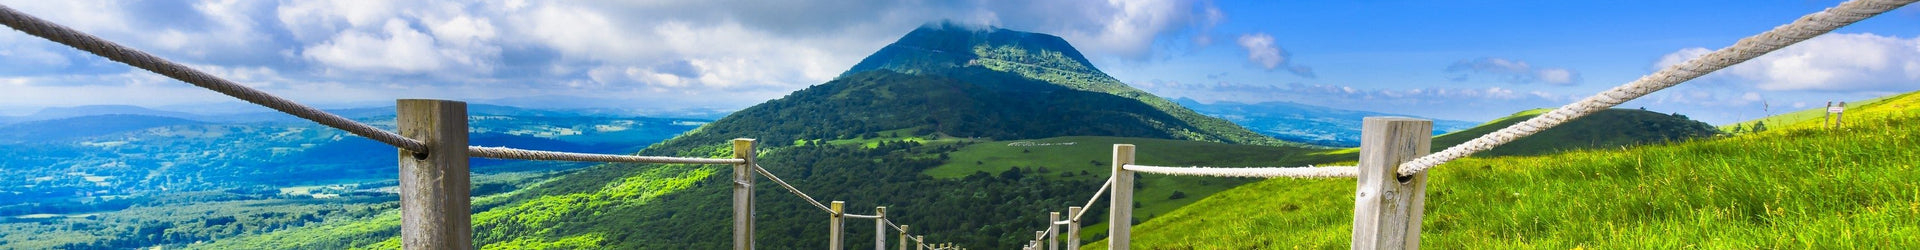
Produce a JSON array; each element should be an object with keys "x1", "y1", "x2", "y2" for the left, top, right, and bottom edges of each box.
[
  {"x1": 844, "y1": 22, "x2": 1283, "y2": 146},
  {"x1": 1095, "y1": 91, "x2": 1920, "y2": 248},
  {"x1": 1427, "y1": 108, "x2": 1722, "y2": 157}
]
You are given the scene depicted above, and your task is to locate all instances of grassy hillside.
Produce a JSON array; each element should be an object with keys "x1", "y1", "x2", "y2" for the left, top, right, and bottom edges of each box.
[
  {"x1": 1427, "y1": 108, "x2": 1721, "y2": 157},
  {"x1": 1094, "y1": 92, "x2": 1920, "y2": 248},
  {"x1": 926, "y1": 136, "x2": 1345, "y2": 227}
]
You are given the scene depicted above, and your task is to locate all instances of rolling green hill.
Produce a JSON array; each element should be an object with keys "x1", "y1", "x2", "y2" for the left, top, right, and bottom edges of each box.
[
  {"x1": 1094, "y1": 91, "x2": 1920, "y2": 248},
  {"x1": 1428, "y1": 108, "x2": 1722, "y2": 157}
]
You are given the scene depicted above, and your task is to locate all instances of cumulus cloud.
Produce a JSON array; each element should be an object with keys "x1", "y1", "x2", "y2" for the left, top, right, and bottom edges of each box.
[
  {"x1": 0, "y1": 0, "x2": 1229, "y2": 110},
  {"x1": 1235, "y1": 33, "x2": 1315, "y2": 78},
  {"x1": 1445, "y1": 57, "x2": 1580, "y2": 85},
  {"x1": 1656, "y1": 33, "x2": 1920, "y2": 92}
]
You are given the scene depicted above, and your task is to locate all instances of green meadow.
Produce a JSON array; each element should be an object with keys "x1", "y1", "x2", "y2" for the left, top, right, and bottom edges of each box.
[{"x1": 1091, "y1": 91, "x2": 1920, "y2": 248}]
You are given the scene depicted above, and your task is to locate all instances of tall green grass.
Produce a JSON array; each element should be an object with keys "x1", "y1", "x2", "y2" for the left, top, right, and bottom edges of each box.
[{"x1": 1090, "y1": 93, "x2": 1920, "y2": 249}]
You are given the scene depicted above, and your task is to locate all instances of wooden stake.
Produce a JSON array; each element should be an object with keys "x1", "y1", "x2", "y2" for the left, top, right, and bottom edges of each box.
[
  {"x1": 1047, "y1": 212, "x2": 1059, "y2": 250},
  {"x1": 396, "y1": 99, "x2": 472, "y2": 250},
  {"x1": 733, "y1": 139, "x2": 757, "y2": 250},
  {"x1": 876, "y1": 206, "x2": 887, "y2": 250},
  {"x1": 898, "y1": 225, "x2": 909, "y2": 250},
  {"x1": 1351, "y1": 117, "x2": 1432, "y2": 250},
  {"x1": 1108, "y1": 144, "x2": 1136, "y2": 250},
  {"x1": 831, "y1": 201, "x2": 845, "y2": 250},
  {"x1": 1066, "y1": 206, "x2": 1082, "y2": 250}
]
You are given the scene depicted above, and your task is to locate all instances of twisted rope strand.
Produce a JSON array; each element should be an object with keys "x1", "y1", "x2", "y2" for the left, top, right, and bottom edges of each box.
[
  {"x1": 1125, "y1": 164, "x2": 1358, "y2": 178},
  {"x1": 754, "y1": 165, "x2": 835, "y2": 214},
  {"x1": 1071, "y1": 177, "x2": 1113, "y2": 222},
  {"x1": 0, "y1": 5, "x2": 427, "y2": 153},
  {"x1": 1397, "y1": 0, "x2": 1918, "y2": 176},
  {"x1": 469, "y1": 146, "x2": 745, "y2": 164}
]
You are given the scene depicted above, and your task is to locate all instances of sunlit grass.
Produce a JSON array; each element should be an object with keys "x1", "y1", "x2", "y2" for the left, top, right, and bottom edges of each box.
[{"x1": 1089, "y1": 93, "x2": 1920, "y2": 249}]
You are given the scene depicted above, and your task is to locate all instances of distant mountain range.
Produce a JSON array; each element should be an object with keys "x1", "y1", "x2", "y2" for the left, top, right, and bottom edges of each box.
[{"x1": 1173, "y1": 98, "x2": 1480, "y2": 147}]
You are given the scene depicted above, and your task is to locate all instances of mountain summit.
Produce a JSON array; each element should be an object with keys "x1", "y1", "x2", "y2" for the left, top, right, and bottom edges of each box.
[{"x1": 824, "y1": 22, "x2": 1283, "y2": 145}]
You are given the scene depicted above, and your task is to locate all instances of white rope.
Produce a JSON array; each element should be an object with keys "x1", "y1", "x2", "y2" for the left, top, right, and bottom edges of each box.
[
  {"x1": 754, "y1": 164, "x2": 836, "y2": 214},
  {"x1": 0, "y1": 4, "x2": 428, "y2": 153},
  {"x1": 845, "y1": 214, "x2": 881, "y2": 219},
  {"x1": 1124, "y1": 164, "x2": 1358, "y2": 178},
  {"x1": 1071, "y1": 177, "x2": 1113, "y2": 222},
  {"x1": 468, "y1": 146, "x2": 746, "y2": 164},
  {"x1": 1397, "y1": 0, "x2": 1918, "y2": 176},
  {"x1": 1052, "y1": 220, "x2": 1070, "y2": 225}
]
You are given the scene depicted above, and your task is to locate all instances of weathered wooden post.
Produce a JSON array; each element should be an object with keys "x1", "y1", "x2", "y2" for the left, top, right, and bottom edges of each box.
[
  {"x1": 1108, "y1": 144, "x2": 1136, "y2": 250},
  {"x1": 1827, "y1": 101, "x2": 1843, "y2": 128},
  {"x1": 1047, "y1": 212, "x2": 1059, "y2": 250},
  {"x1": 733, "y1": 138, "x2": 757, "y2": 250},
  {"x1": 1351, "y1": 117, "x2": 1432, "y2": 250},
  {"x1": 1066, "y1": 206, "x2": 1082, "y2": 250},
  {"x1": 832, "y1": 201, "x2": 846, "y2": 250},
  {"x1": 1825, "y1": 101, "x2": 1835, "y2": 129},
  {"x1": 898, "y1": 225, "x2": 909, "y2": 250},
  {"x1": 396, "y1": 99, "x2": 472, "y2": 250},
  {"x1": 876, "y1": 206, "x2": 887, "y2": 250}
]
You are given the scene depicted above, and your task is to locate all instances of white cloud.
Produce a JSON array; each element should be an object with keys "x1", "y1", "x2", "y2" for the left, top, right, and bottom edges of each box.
[
  {"x1": 1238, "y1": 33, "x2": 1283, "y2": 69},
  {"x1": 1446, "y1": 57, "x2": 1580, "y2": 85},
  {"x1": 1235, "y1": 33, "x2": 1314, "y2": 78},
  {"x1": 0, "y1": 0, "x2": 1229, "y2": 110},
  {"x1": 1658, "y1": 33, "x2": 1920, "y2": 92}
]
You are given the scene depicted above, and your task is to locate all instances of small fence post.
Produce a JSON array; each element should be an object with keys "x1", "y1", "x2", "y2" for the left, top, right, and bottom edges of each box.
[
  {"x1": 876, "y1": 206, "x2": 887, "y2": 250},
  {"x1": 396, "y1": 99, "x2": 472, "y2": 250},
  {"x1": 831, "y1": 201, "x2": 846, "y2": 250},
  {"x1": 1837, "y1": 101, "x2": 1846, "y2": 128},
  {"x1": 1033, "y1": 231, "x2": 1044, "y2": 249},
  {"x1": 898, "y1": 225, "x2": 909, "y2": 250},
  {"x1": 1066, "y1": 206, "x2": 1082, "y2": 250},
  {"x1": 733, "y1": 138, "x2": 757, "y2": 250},
  {"x1": 1047, "y1": 212, "x2": 1059, "y2": 250},
  {"x1": 1825, "y1": 101, "x2": 1835, "y2": 129},
  {"x1": 1351, "y1": 117, "x2": 1432, "y2": 250},
  {"x1": 1108, "y1": 144, "x2": 1136, "y2": 250}
]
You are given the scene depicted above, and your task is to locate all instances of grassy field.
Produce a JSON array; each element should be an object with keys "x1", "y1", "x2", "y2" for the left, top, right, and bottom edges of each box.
[
  {"x1": 1088, "y1": 91, "x2": 1920, "y2": 249},
  {"x1": 925, "y1": 136, "x2": 1347, "y2": 233}
]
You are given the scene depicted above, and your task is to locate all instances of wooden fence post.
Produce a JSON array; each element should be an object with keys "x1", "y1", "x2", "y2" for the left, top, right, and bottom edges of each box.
[
  {"x1": 1825, "y1": 101, "x2": 1835, "y2": 129},
  {"x1": 1108, "y1": 144, "x2": 1136, "y2": 250},
  {"x1": 1047, "y1": 212, "x2": 1059, "y2": 250},
  {"x1": 1351, "y1": 117, "x2": 1432, "y2": 250},
  {"x1": 1837, "y1": 101, "x2": 1847, "y2": 128},
  {"x1": 831, "y1": 201, "x2": 846, "y2": 250},
  {"x1": 876, "y1": 206, "x2": 887, "y2": 250},
  {"x1": 1033, "y1": 231, "x2": 1044, "y2": 250},
  {"x1": 1065, "y1": 206, "x2": 1081, "y2": 250},
  {"x1": 733, "y1": 138, "x2": 757, "y2": 250},
  {"x1": 898, "y1": 225, "x2": 909, "y2": 250},
  {"x1": 396, "y1": 99, "x2": 472, "y2": 250}
]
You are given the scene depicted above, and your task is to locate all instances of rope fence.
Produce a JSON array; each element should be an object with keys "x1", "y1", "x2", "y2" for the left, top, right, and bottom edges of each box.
[
  {"x1": 1396, "y1": 0, "x2": 1920, "y2": 176},
  {"x1": 1123, "y1": 165, "x2": 1357, "y2": 178},
  {"x1": 7, "y1": 0, "x2": 1915, "y2": 248}
]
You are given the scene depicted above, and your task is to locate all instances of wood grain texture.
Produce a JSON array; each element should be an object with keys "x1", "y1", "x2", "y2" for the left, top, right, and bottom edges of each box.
[
  {"x1": 397, "y1": 99, "x2": 472, "y2": 250},
  {"x1": 732, "y1": 139, "x2": 757, "y2": 250},
  {"x1": 1351, "y1": 117, "x2": 1431, "y2": 250}
]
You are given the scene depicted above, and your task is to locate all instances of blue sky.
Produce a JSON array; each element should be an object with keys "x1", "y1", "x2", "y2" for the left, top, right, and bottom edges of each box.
[{"x1": 0, "y1": 1, "x2": 1916, "y2": 124}]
